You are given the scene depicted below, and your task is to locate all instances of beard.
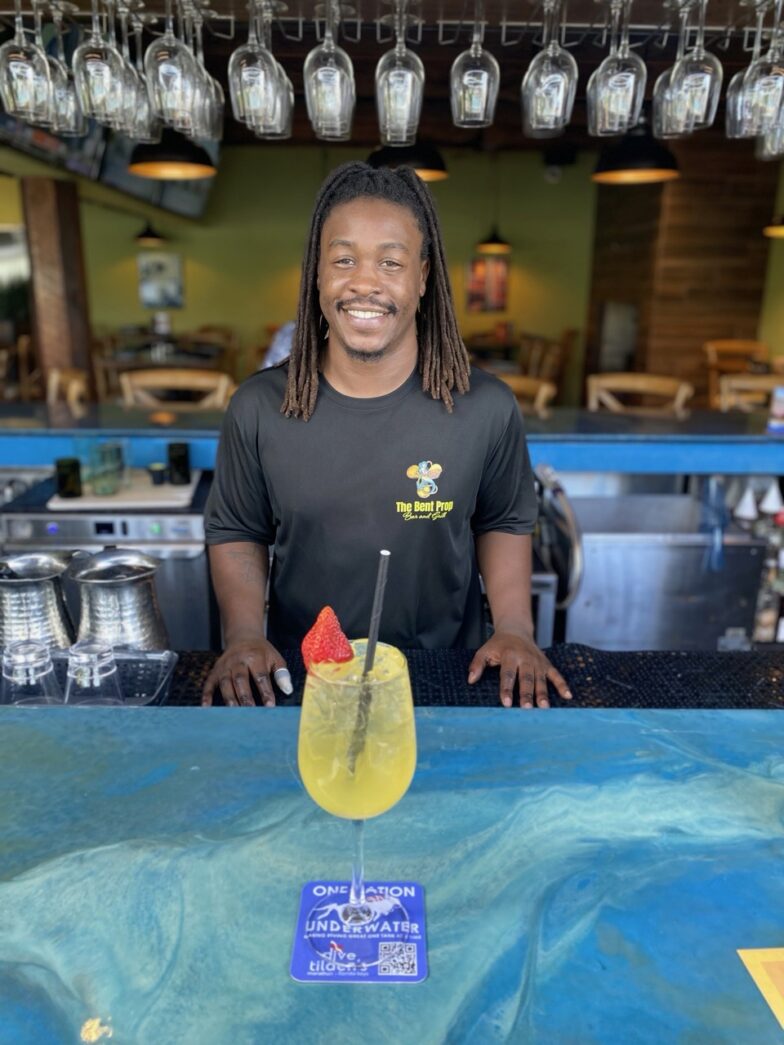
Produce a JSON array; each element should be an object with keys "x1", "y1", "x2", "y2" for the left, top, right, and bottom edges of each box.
[{"x1": 343, "y1": 344, "x2": 389, "y2": 363}]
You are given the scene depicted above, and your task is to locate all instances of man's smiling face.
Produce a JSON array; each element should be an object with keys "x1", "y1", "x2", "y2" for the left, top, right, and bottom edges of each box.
[{"x1": 318, "y1": 196, "x2": 429, "y2": 364}]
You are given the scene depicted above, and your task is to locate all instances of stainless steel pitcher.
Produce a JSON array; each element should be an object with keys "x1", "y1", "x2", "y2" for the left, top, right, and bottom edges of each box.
[
  {"x1": 0, "y1": 552, "x2": 75, "y2": 649},
  {"x1": 70, "y1": 549, "x2": 169, "y2": 650}
]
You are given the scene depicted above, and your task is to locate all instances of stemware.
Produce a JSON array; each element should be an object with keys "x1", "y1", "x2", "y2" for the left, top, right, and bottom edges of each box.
[
  {"x1": 450, "y1": 0, "x2": 500, "y2": 128},
  {"x1": 669, "y1": 0, "x2": 723, "y2": 130},
  {"x1": 229, "y1": 0, "x2": 281, "y2": 134},
  {"x1": 0, "y1": 0, "x2": 51, "y2": 123},
  {"x1": 587, "y1": 0, "x2": 647, "y2": 136},
  {"x1": 73, "y1": 0, "x2": 125, "y2": 124},
  {"x1": 298, "y1": 640, "x2": 416, "y2": 934},
  {"x1": 192, "y1": 4, "x2": 224, "y2": 141},
  {"x1": 756, "y1": 108, "x2": 784, "y2": 156},
  {"x1": 303, "y1": 0, "x2": 355, "y2": 140},
  {"x1": 521, "y1": 0, "x2": 578, "y2": 137},
  {"x1": 726, "y1": 1, "x2": 768, "y2": 138},
  {"x1": 743, "y1": 0, "x2": 784, "y2": 136},
  {"x1": 375, "y1": 2, "x2": 425, "y2": 146},
  {"x1": 144, "y1": 0, "x2": 199, "y2": 133},
  {"x1": 129, "y1": 18, "x2": 162, "y2": 143},
  {"x1": 51, "y1": 3, "x2": 87, "y2": 137},
  {"x1": 653, "y1": 0, "x2": 693, "y2": 138}
]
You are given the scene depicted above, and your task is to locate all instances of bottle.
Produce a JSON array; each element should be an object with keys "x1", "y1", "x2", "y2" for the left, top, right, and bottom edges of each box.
[{"x1": 753, "y1": 557, "x2": 780, "y2": 643}]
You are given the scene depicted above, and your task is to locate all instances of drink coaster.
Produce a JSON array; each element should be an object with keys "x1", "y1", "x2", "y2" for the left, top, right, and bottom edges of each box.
[{"x1": 290, "y1": 880, "x2": 427, "y2": 983}]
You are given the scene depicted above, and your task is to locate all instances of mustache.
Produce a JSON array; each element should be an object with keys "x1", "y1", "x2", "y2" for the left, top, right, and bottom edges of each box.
[{"x1": 337, "y1": 298, "x2": 398, "y2": 314}]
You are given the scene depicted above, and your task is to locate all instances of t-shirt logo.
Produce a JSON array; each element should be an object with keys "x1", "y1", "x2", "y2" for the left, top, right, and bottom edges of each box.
[
  {"x1": 397, "y1": 461, "x2": 454, "y2": 521},
  {"x1": 405, "y1": 460, "x2": 442, "y2": 499}
]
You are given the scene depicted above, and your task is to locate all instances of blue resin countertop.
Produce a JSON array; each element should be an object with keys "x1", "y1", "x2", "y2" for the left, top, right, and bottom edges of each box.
[
  {"x1": 1, "y1": 707, "x2": 783, "y2": 1043},
  {"x1": 0, "y1": 404, "x2": 780, "y2": 473}
]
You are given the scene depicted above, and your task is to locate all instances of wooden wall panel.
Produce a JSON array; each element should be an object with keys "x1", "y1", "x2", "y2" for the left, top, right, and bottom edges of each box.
[
  {"x1": 21, "y1": 177, "x2": 92, "y2": 380},
  {"x1": 584, "y1": 131, "x2": 779, "y2": 404}
]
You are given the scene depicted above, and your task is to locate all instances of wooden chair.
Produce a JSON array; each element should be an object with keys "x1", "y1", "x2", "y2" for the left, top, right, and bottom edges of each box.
[
  {"x1": 190, "y1": 325, "x2": 239, "y2": 378},
  {"x1": 119, "y1": 368, "x2": 236, "y2": 411},
  {"x1": 46, "y1": 366, "x2": 89, "y2": 415},
  {"x1": 519, "y1": 329, "x2": 577, "y2": 385},
  {"x1": 587, "y1": 372, "x2": 695, "y2": 418},
  {"x1": 719, "y1": 373, "x2": 782, "y2": 412},
  {"x1": 703, "y1": 340, "x2": 768, "y2": 409},
  {"x1": 497, "y1": 374, "x2": 558, "y2": 416}
]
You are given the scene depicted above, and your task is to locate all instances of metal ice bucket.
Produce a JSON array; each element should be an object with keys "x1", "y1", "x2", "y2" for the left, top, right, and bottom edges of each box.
[
  {"x1": 70, "y1": 548, "x2": 169, "y2": 650},
  {"x1": 0, "y1": 552, "x2": 75, "y2": 649}
]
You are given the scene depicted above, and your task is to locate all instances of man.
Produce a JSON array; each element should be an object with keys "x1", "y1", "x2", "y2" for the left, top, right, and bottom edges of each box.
[{"x1": 203, "y1": 161, "x2": 571, "y2": 710}]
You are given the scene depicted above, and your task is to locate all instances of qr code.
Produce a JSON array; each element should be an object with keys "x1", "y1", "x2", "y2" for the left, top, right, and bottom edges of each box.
[{"x1": 378, "y1": 941, "x2": 418, "y2": 976}]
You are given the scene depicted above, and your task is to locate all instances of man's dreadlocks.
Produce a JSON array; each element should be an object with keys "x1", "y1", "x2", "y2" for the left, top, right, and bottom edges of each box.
[{"x1": 281, "y1": 161, "x2": 471, "y2": 420}]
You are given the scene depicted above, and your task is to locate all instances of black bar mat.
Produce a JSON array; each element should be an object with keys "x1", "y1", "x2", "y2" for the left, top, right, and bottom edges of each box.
[{"x1": 167, "y1": 645, "x2": 784, "y2": 709}]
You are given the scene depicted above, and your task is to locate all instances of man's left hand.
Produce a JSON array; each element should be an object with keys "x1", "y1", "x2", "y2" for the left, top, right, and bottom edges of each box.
[{"x1": 467, "y1": 632, "x2": 573, "y2": 709}]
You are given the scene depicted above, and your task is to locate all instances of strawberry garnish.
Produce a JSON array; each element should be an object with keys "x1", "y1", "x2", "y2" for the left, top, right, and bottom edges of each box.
[{"x1": 301, "y1": 606, "x2": 353, "y2": 670}]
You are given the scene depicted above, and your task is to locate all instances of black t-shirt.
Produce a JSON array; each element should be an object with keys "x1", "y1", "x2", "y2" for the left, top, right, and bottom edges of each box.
[{"x1": 204, "y1": 364, "x2": 537, "y2": 650}]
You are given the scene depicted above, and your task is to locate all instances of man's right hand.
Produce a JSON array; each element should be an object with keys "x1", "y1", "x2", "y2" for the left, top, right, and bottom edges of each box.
[{"x1": 201, "y1": 637, "x2": 290, "y2": 707}]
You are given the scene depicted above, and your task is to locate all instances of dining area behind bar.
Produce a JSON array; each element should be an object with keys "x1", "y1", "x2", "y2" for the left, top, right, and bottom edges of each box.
[{"x1": 0, "y1": 0, "x2": 783, "y2": 1039}]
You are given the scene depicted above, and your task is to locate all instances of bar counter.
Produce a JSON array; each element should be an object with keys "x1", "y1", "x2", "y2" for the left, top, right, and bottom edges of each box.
[
  {"x1": 168, "y1": 645, "x2": 784, "y2": 708},
  {"x1": 2, "y1": 705, "x2": 783, "y2": 1042},
  {"x1": 0, "y1": 404, "x2": 781, "y2": 473}
]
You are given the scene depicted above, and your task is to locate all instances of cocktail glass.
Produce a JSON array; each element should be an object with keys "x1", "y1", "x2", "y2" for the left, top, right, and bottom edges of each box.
[{"x1": 298, "y1": 639, "x2": 416, "y2": 926}]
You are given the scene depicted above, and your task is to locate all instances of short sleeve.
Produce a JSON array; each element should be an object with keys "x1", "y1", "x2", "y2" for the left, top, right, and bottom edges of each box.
[
  {"x1": 471, "y1": 406, "x2": 538, "y2": 536},
  {"x1": 204, "y1": 405, "x2": 276, "y2": 545}
]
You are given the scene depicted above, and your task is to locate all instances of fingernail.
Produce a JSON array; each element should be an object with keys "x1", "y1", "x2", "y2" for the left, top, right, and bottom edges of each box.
[
  {"x1": 566, "y1": 691, "x2": 573, "y2": 700},
  {"x1": 467, "y1": 672, "x2": 477, "y2": 684},
  {"x1": 274, "y1": 668, "x2": 293, "y2": 695},
  {"x1": 523, "y1": 701, "x2": 533, "y2": 709},
  {"x1": 502, "y1": 696, "x2": 512, "y2": 707}
]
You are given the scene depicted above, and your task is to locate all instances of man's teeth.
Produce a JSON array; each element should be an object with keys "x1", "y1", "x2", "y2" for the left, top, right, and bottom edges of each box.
[{"x1": 346, "y1": 309, "x2": 386, "y2": 319}]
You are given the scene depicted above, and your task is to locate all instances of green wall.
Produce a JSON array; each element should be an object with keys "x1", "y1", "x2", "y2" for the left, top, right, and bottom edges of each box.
[
  {"x1": 759, "y1": 160, "x2": 784, "y2": 356},
  {"x1": 2, "y1": 139, "x2": 781, "y2": 398},
  {"x1": 78, "y1": 146, "x2": 598, "y2": 401}
]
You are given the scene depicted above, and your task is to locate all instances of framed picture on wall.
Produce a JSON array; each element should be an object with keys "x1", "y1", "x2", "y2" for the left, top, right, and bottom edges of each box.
[
  {"x1": 466, "y1": 256, "x2": 509, "y2": 312},
  {"x1": 137, "y1": 252, "x2": 184, "y2": 309}
]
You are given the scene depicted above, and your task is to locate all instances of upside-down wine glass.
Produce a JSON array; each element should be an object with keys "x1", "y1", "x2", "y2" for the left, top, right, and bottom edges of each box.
[
  {"x1": 0, "y1": 0, "x2": 51, "y2": 123},
  {"x1": 303, "y1": 0, "x2": 355, "y2": 140},
  {"x1": 375, "y1": 0, "x2": 425, "y2": 146},
  {"x1": 726, "y1": 0, "x2": 767, "y2": 138},
  {"x1": 51, "y1": 3, "x2": 87, "y2": 136},
  {"x1": 73, "y1": 0, "x2": 124, "y2": 124},
  {"x1": 587, "y1": 0, "x2": 647, "y2": 135},
  {"x1": 450, "y1": 0, "x2": 500, "y2": 127},
  {"x1": 144, "y1": 0, "x2": 199, "y2": 133},
  {"x1": 521, "y1": 0, "x2": 578, "y2": 137},
  {"x1": 669, "y1": 0, "x2": 723, "y2": 130},
  {"x1": 743, "y1": 0, "x2": 784, "y2": 135},
  {"x1": 653, "y1": 0, "x2": 693, "y2": 138}
]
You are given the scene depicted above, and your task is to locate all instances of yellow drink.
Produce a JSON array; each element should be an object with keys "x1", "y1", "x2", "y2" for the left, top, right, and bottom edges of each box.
[{"x1": 298, "y1": 640, "x2": 416, "y2": 820}]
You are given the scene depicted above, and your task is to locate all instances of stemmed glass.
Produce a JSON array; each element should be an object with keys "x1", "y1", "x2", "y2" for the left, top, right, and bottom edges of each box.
[
  {"x1": 669, "y1": 0, "x2": 723, "y2": 130},
  {"x1": 726, "y1": 0, "x2": 767, "y2": 138},
  {"x1": 450, "y1": 0, "x2": 500, "y2": 127},
  {"x1": 130, "y1": 17, "x2": 162, "y2": 142},
  {"x1": 253, "y1": 9, "x2": 294, "y2": 141},
  {"x1": 521, "y1": 0, "x2": 578, "y2": 137},
  {"x1": 743, "y1": 0, "x2": 784, "y2": 135},
  {"x1": 587, "y1": 0, "x2": 647, "y2": 136},
  {"x1": 303, "y1": 0, "x2": 355, "y2": 140},
  {"x1": 51, "y1": 3, "x2": 87, "y2": 137},
  {"x1": 229, "y1": 0, "x2": 278, "y2": 129},
  {"x1": 191, "y1": 3, "x2": 224, "y2": 141},
  {"x1": 144, "y1": 0, "x2": 199, "y2": 133},
  {"x1": 375, "y1": 0, "x2": 425, "y2": 146},
  {"x1": 73, "y1": 0, "x2": 124, "y2": 124},
  {"x1": 653, "y1": 1, "x2": 693, "y2": 138},
  {"x1": 756, "y1": 108, "x2": 784, "y2": 156},
  {"x1": 0, "y1": 0, "x2": 51, "y2": 123},
  {"x1": 298, "y1": 639, "x2": 416, "y2": 932},
  {"x1": 116, "y1": 0, "x2": 145, "y2": 134}
]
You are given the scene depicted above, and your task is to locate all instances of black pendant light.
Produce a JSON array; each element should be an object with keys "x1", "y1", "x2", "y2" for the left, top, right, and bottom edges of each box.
[
  {"x1": 592, "y1": 124, "x2": 680, "y2": 186},
  {"x1": 367, "y1": 142, "x2": 448, "y2": 182},
  {"x1": 134, "y1": 222, "x2": 167, "y2": 247},
  {"x1": 129, "y1": 130, "x2": 216, "y2": 181},
  {"x1": 476, "y1": 225, "x2": 511, "y2": 255},
  {"x1": 763, "y1": 216, "x2": 784, "y2": 238},
  {"x1": 477, "y1": 154, "x2": 511, "y2": 254}
]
